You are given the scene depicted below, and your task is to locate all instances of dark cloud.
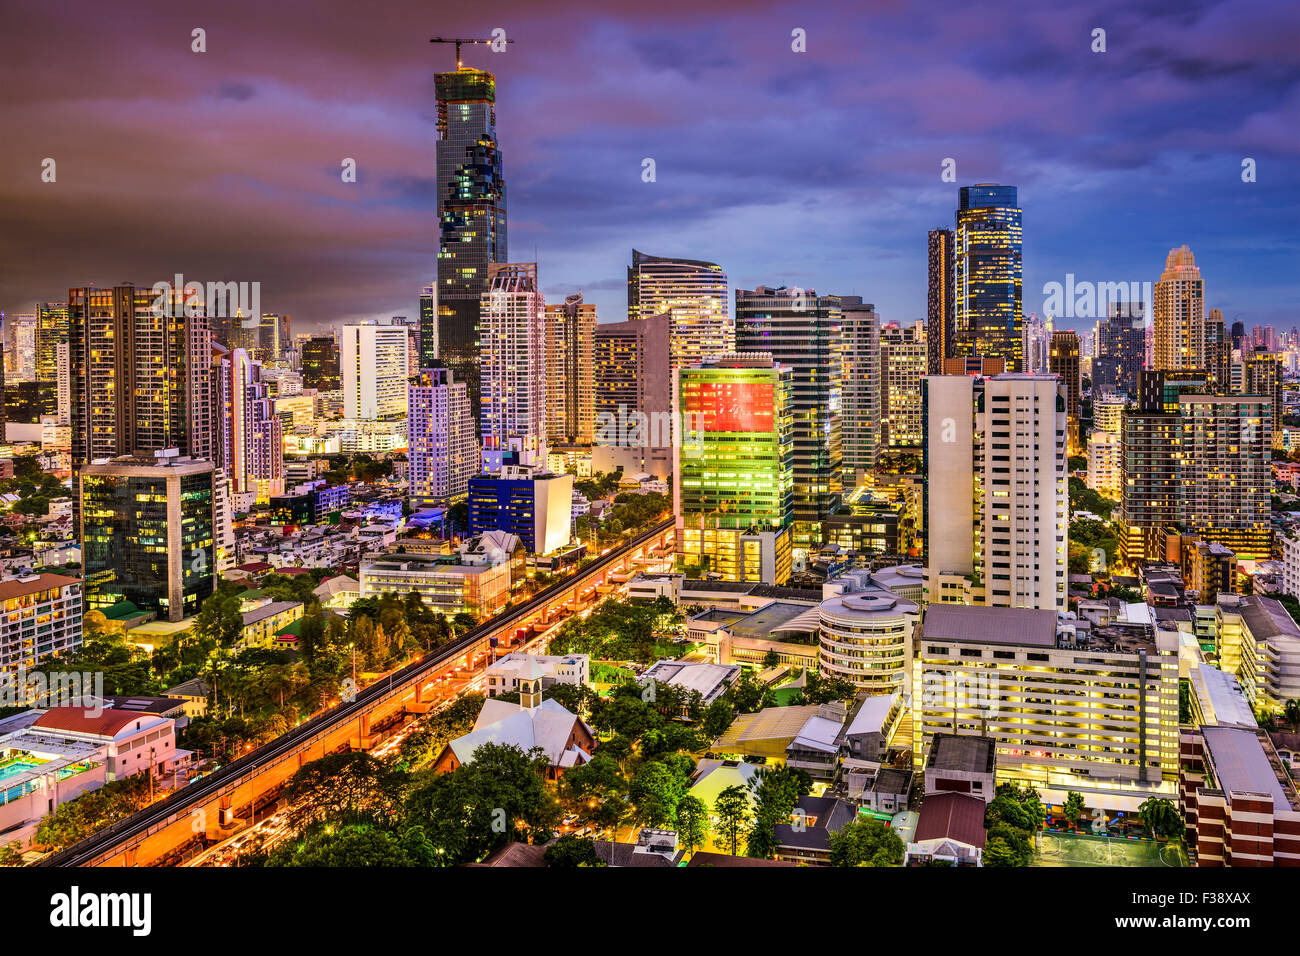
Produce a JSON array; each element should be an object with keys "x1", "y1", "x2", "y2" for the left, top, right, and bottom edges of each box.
[{"x1": 0, "y1": 0, "x2": 1296, "y2": 332}]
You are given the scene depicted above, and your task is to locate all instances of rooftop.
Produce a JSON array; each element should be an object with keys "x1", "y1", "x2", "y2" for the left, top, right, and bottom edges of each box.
[
  {"x1": 921, "y1": 604, "x2": 1057, "y2": 647},
  {"x1": 1201, "y1": 725, "x2": 1298, "y2": 811},
  {"x1": 913, "y1": 792, "x2": 987, "y2": 849},
  {"x1": 926, "y1": 733, "x2": 996, "y2": 775}
]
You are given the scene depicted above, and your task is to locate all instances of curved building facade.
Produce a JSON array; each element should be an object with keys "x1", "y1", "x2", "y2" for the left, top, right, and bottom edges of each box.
[{"x1": 818, "y1": 591, "x2": 919, "y2": 693}]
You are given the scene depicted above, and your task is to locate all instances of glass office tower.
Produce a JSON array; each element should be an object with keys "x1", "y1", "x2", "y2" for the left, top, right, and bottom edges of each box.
[
  {"x1": 435, "y1": 68, "x2": 508, "y2": 432},
  {"x1": 954, "y1": 184, "x2": 1023, "y2": 372}
]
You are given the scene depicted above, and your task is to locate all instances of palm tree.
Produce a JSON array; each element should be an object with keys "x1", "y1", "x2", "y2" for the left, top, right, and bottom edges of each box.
[{"x1": 1284, "y1": 699, "x2": 1300, "y2": 733}]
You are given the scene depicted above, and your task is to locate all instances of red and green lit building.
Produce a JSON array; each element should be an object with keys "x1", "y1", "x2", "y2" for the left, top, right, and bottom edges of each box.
[{"x1": 673, "y1": 354, "x2": 794, "y2": 584}]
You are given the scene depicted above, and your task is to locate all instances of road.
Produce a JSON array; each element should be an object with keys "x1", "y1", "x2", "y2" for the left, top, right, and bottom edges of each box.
[{"x1": 37, "y1": 518, "x2": 674, "y2": 868}]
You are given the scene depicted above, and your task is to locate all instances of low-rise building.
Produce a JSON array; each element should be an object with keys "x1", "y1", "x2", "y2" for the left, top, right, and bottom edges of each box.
[
  {"x1": 925, "y1": 732, "x2": 996, "y2": 803},
  {"x1": 485, "y1": 652, "x2": 589, "y2": 698},
  {"x1": 904, "y1": 791, "x2": 987, "y2": 866},
  {"x1": 359, "y1": 550, "x2": 511, "y2": 618},
  {"x1": 639, "y1": 659, "x2": 740, "y2": 709},
  {"x1": 0, "y1": 573, "x2": 83, "y2": 692}
]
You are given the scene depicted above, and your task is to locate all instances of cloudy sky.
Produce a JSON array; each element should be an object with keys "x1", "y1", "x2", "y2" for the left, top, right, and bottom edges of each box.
[{"x1": 1, "y1": 0, "x2": 1297, "y2": 335}]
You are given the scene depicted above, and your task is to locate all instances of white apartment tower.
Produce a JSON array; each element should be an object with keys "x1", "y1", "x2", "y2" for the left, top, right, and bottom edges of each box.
[
  {"x1": 923, "y1": 374, "x2": 1068, "y2": 612},
  {"x1": 480, "y1": 263, "x2": 548, "y2": 473},
  {"x1": 341, "y1": 322, "x2": 410, "y2": 421}
]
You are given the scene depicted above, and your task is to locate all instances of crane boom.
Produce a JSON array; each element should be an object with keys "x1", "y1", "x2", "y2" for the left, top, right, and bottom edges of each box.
[{"x1": 430, "y1": 35, "x2": 515, "y2": 69}]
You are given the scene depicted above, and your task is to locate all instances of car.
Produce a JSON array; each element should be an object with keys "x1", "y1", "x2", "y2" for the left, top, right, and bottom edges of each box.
[{"x1": 561, "y1": 814, "x2": 579, "y2": 827}]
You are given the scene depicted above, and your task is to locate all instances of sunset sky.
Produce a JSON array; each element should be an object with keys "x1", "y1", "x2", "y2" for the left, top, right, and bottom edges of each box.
[{"x1": 2, "y1": 0, "x2": 1297, "y2": 333}]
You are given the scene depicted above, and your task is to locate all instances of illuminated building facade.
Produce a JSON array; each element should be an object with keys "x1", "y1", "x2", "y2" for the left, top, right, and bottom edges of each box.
[
  {"x1": 954, "y1": 184, "x2": 1023, "y2": 372},
  {"x1": 1048, "y1": 330, "x2": 1081, "y2": 454},
  {"x1": 79, "y1": 453, "x2": 215, "y2": 622},
  {"x1": 591, "y1": 312, "x2": 673, "y2": 479},
  {"x1": 841, "y1": 300, "x2": 881, "y2": 477},
  {"x1": 544, "y1": 293, "x2": 596, "y2": 445},
  {"x1": 1097, "y1": 301, "x2": 1145, "y2": 398},
  {"x1": 735, "y1": 286, "x2": 842, "y2": 554},
  {"x1": 341, "y1": 322, "x2": 409, "y2": 422},
  {"x1": 880, "y1": 321, "x2": 926, "y2": 449},
  {"x1": 300, "y1": 334, "x2": 340, "y2": 392},
  {"x1": 627, "y1": 249, "x2": 731, "y2": 372},
  {"x1": 409, "y1": 366, "x2": 477, "y2": 506},
  {"x1": 435, "y1": 68, "x2": 508, "y2": 430},
  {"x1": 926, "y1": 228, "x2": 955, "y2": 374},
  {"x1": 1153, "y1": 245, "x2": 1206, "y2": 371},
  {"x1": 480, "y1": 263, "x2": 547, "y2": 472},
  {"x1": 219, "y1": 348, "x2": 284, "y2": 505},
  {"x1": 674, "y1": 354, "x2": 794, "y2": 585}
]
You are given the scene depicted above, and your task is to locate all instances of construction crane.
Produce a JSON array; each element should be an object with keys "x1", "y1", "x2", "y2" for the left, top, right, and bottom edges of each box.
[{"x1": 430, "y1": 35, "x2": 514, "y2": 70}]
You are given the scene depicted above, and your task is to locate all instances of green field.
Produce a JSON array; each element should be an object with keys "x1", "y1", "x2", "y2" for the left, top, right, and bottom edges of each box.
[{"x1": 1031, "y1": 832, "x2": 1187, "y2": 868}]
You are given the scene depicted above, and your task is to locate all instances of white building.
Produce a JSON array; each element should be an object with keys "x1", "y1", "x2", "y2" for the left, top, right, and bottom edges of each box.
[
  {"x1": 924, "y1": 374, "x2": 1068, "y2": 611},
  {"x1": 485, "y1": 652, "x2": 590, "y2": 698},
  {"x1": 0, "y1": 574, "x2": 84, "y2": 691},
  {"x1": 341, "y1": 321, "x2": 409, "y2": 421},
  {"x1": 1086, "y1": 429, "x2": 1122, "y2": 500},
  {"x1": 480, "y1": 263, "x2": 548, "y2": 473},
  {"x1": 818, "y1": 590, "x2": 920, "y2": 694}
]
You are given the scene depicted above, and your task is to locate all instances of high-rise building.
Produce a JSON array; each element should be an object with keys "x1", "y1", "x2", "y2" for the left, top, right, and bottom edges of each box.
[
  {"x1": 923, "y1": 374, "x2": 1068, "y2": 611},
  {"x1": 80, "y1": 452, "x2": 215, "y2": 622},
  {"x1": 592, "y1": 312, "x2": 673, "y2": 480},
  {"x1": 418, "y1": 285, "x2": 438, "y2": 370},
  {"x1": 219, "y1": 348, "x2": 284, "y2": 506},
  {"x1": 926, "y1": 228, "x2": 955, "y2": 374},
  {"x1": 628, "y1": 249, "x2": 731, "y2": 371},
  {"x1": 480, "y1": 263, "x2": 547, "y2": 472},
  {"x1": 434, "y1": 67, "x2": 508, "y2": 431},
  {"x1": 6, "y1": 312, "x2": 37, "y2": 382},
  {"x1": 340, "y1": 322, "x2": 409, "y2": 421},
  {"x1": 1048, "y1": 330, "x2": 1081, "y2": 454},
  {"x1": 543, "y1": 293, "x2": 596, "y2": 446},
  {"x1": 674, "y1": 354, "x2": 794, "y2": 585},
  {"x1": 66, "y1": 285, "x2": 214, "y2": 468},
  {"x1": 954, "y1": 184, "x2": 1023, "y2": 372},
  {"x1": 300, "y1": 334, "x2": 340, "y2": 392},
  {"x1": 1097, "y1": 301, "x2": 1145, "y2": 398},
  {"x1": 1244, "y1": 349, "x2": 1284, "y2": 450},
  {"x1": 1120, "y1": 378, "x2": 1272, "y2": 563},
  {"x1": 468, "y1": 465, "x2": 574, "y2": 555},
  {"x1": 880, "y1": 321, "x2": 926, "y2": 450},
  {"x1": 409, "y1": 366, "x2": 477, "y2": 506},
  {"x1": 1205, "y1": 308, "x2": 1231, "y2": 392},
  {"x1": 1153, "y1": 245, "x2": 1206, "y2": 371},
  {"x1": 256, "y1": 313, "x2": 287, "y2": 362},
  {"x1": 34, "y1": 302, "x2": 69, "y2": 387},
  {"x1": 735, "y1": 286, "x2": 842, "y2": 553},
  {"x1": 840, "y1": 300, "x2": 881, "y2": 478}
]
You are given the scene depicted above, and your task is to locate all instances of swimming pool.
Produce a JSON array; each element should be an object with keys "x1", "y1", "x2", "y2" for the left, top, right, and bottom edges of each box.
[{"x1": 0, "y1": 759, "x2": 41, "y2": 783}]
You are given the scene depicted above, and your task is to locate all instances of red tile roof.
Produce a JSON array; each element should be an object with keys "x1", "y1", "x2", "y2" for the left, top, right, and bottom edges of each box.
[
  {"x1": 0, "y1": 573, "x2": 81, "y2": 601},
  {"x1": 914, "y1": 792, "x2": 987, "y2": 849},
  {"x1": 33, "y1": 707, "x2": 164, "y2": 738}
]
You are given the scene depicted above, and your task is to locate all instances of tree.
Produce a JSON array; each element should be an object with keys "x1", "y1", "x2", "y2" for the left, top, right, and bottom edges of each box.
[
  {"x1": 544, "y1": 834, "x2": 605, "y2": 867},
  {"x1": 0, "y1": 841, "x2": 23, "y2": 866},
  {"x1": 281, "y1": 752, "x2": 403, "y2": 833},
  {"x1": 675, "y1": 795, "x2": 710, "y2": 857},
  {"x1": 746, "y1": 765, "x2": 812, "y2": 859},
  {"x1": 1285, "y1": 699, "x2": 1300, "y2": 733},
  {"x1": 265, "y1": 824, "x2": 413, "y2": 867},
  {"x1": 762, "y1": 650, "x2": 781, "y2": 669},
  {"x1": 628, "y1": 761, "x2": 685, "y2": 829},
  {"x1": 713, "y1": 785, "x2": 751, "y2": 855},
  {"x1": 1063, "y1": 791, "x2": 1086, "y2": 827},
  {"x1": 194, "y1": 590, "x2": 244, "y2": 648},
  {"x1": 701, "y1": 698, "x2": 734, "y2": 739},
  {"x1": 1138, "y1": 797, "x2": 1184, "y2": 841},
  {"x1": 983, "y1": 836, "x2": 1020, "y2": 867},
  {"x1": 827, "y1": 818, "x2": 905, "y2": 867}
]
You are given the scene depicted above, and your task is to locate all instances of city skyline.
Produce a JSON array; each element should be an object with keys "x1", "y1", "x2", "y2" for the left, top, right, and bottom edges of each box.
[{"x1": 2, "y1": 0, "x2": 1297, "y2": 333}]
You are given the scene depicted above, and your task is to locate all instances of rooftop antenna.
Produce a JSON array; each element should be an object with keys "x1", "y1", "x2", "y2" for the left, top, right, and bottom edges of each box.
[{"x1": 430, "y1": 35, "x2": 515, "y2": 69}]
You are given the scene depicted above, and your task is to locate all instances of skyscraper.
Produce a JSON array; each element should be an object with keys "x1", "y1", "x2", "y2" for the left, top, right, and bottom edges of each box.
[
  {"x1": 1119, "y1": 373, "x2": 1271, "y2": 563},
  {"x1": 1153, "y1": 245, "x2": 1206, "y2": 371},
  {"x1": 674, "y1": 353, "x2": 794, "y2": 585},
  {"x1": 924, "y1": 374, "x2": 1068, "y2": 611},
  {"x1": 34, "y1": 301, "x2": 69, "y2": 388},
  {"x1": 1245, "y1": 349, "x2": 1284, "y2": 450},
  {"x1": 840, "y1": 299, "x2": 881, "y2": 478},
  {"x1": 67, "y1": 284, "x2": 214, "y2": 468},
  {"x1": 926, "y1": 228, "x2": 955, "y2": 374},
  {"x1": 435, "y1": 67, "x2": 508, "y2": 430},
  {"x1": 300, "y1": 334, "x2": 340, "y2": 391},
  {"x1": 543, "y1": 293, "x2": 596, "y2": 446},
  {"x1": 879, "y1": 321, "x2": 926, "y2": 449},
  {"x1": 954, "y1": 184, "x2": 1023, "y2": 371},
  {"x1": 627, "y1": 249, "x2": 731, "y2": 372},
  {"x1": 1048, "y1": 330, "x2": 1081, "y2": 454},
  {"x1": 219, "y1": 347, "x2": 284, "y2": 506},
  {"x1": 408, "y1": 366, "x2": 477, "y2": 506},
  {"x1": 418, "y1": 285, "x2": 438, "y2": 370},
  {"x1": 592, "y1": 312, "x2": 673, "y2": 480},
  {"x1": 80, "y1": 452, "x2": 215, "y2": 622},
  {"x1": 341, "y1": 322, "x2": 409, "y2": 421},
  {"x1": 480, "y1": 263, "x2": 546, "y2": 472},
  {"x1": 1097, "y1": 301, "x2": 1146, "y2": 398},
  {"x1": 735, "y1": 286, "x2": 842, "y2": 554}
]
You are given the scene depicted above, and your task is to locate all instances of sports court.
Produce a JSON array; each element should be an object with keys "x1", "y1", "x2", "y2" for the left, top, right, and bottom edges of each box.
[{"x1": 1031, "y1": 831, "x2": 1188, "y2": 867}]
